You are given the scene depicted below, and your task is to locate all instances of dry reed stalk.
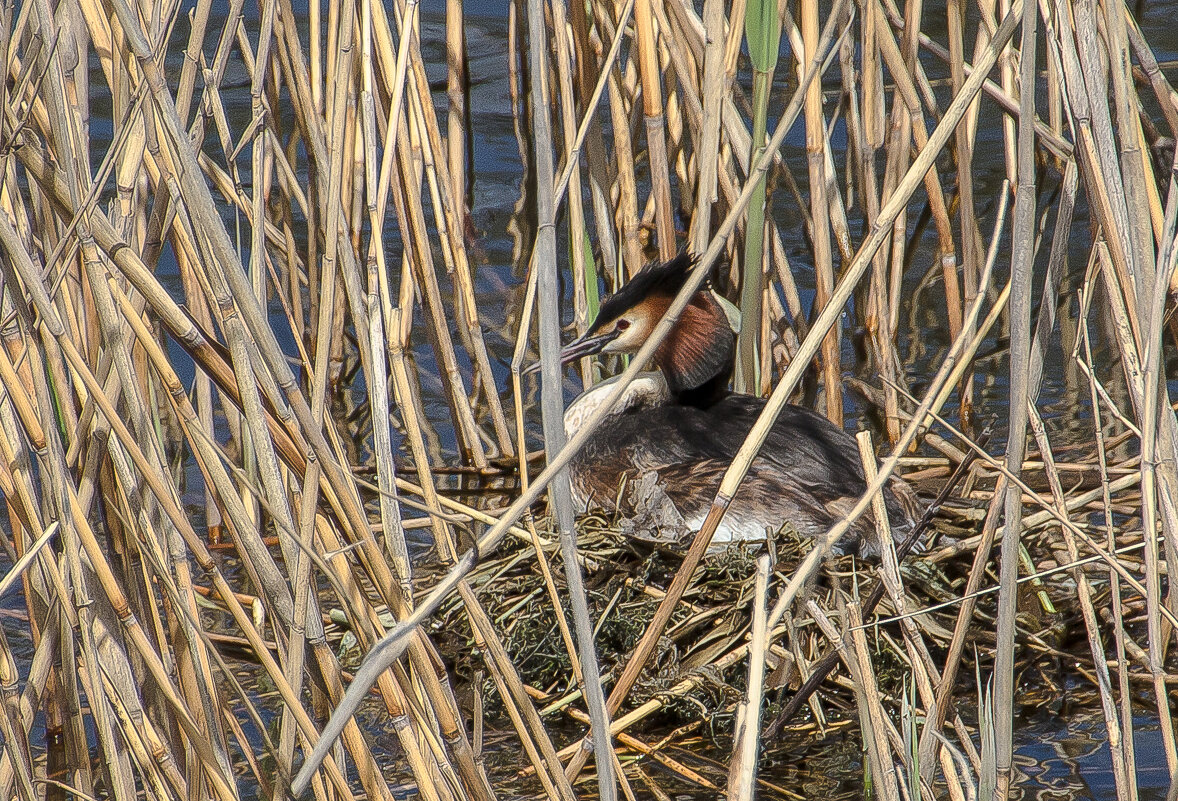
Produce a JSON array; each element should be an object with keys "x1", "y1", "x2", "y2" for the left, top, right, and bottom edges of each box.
[
  {"x1": 902, "y1": 206, "x2": 1009, "y2": 780},
  {"x1": 654, "y1": 0, "x2": 750, "y2": 228},
  {"x1": 877, "y1": 11, "x2": 1071, "y2": 161},
  {"x1": 509, "y1": 274, "x2": 540, "y2": 492},
  {"x1": 556, "y1": 703, "x2": 720, "y2": 790},
  {"x1": 289, "y1": 547, "x2": 480, "y2": 796},
  {"x1": 855, "y1": 431, "x2": 953, "y2": 789},
  {"x1": 809, "y1": 600, "x2": 901, "y2": 801},
  {"x1": 691, "y1": 0, "x2": 725, "y2": 254},
  {"x1": 389, "y1": 307, "x2": 458, "y2": 560},
  {"x1": 526, "y1": 0, "x2": 616, "y2": 792},
  {"x1": 837, "y1": 3, "x2": 898, "y2": 441},
  {"x1": 460, "y1": 579, "x2": 579, "y2": 801},
  {"x1": 1084, "y1": 160, "x2": 1178, "y2": 780},
  {"x1": 287, "y1": 8, "x2": 353, "y2": 797},
  {"x1": 446, "y1": 0, "x2": 467, "y2": 220},
  {"x1": 1029, "y1": 405, "x2": 1136, "y2": 800},
  {"x1": 801, "y1": 0, "x2": 840, "y2": 422},
  {"x1": 565, "y1": 0, "x2": 617, "y2": 280},
  {"x1": 595, "y1": 0, "x2": 643, "y2": 274},
  {"x1": 391, "y1": 133, "x2": 489, "y2": 469},
  {"x1": 869, "y1": 0, "x2": 960, "y2": 358},
  {"x1": 728, "y1": 552, "x2": 770, "y2": 801},
  {"x1": 633, "y1": 0, "x2": 676, "y2": 260},
  {"x1": 1077, "y1": 299, "x2": 1143, "y2": 801},
  {"x1": 990, "y1": 2, "x2": 1037, "y2": 790},
  {"x1": 359, "y1": 0, "x2": 412, "y2": 602},
  {"x1": 551, "y1": 0, "x2": 593, "y2": 392},
  {"x1": 946, "y1": 0, "x2": 983, "y2": 426}
]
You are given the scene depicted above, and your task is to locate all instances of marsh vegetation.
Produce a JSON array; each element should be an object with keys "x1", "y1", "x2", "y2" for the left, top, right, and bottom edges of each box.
[{"x1": 0, "y1": 0, "x2": 1176, "y2": 799}]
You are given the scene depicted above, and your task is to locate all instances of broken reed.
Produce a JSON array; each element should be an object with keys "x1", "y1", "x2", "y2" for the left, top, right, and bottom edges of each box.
[{"x1": 0, "y1": 0, "x2": 1174, "y2": 799}]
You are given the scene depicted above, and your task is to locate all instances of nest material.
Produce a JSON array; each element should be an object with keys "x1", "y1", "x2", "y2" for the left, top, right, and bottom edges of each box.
[{"x1": 421, "y1": 511, "x2": 967, "y2": 731}]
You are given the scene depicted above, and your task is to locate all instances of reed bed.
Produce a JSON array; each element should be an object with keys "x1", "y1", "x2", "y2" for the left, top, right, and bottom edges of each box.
[{"x1": 0, "y1": 0, "x2": 1175, "y2": 799}]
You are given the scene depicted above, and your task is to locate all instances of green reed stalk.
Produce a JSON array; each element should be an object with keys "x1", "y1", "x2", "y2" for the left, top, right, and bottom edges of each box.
[{"x1": 735, "y1": 0, "x2": 780, "y2": 393}]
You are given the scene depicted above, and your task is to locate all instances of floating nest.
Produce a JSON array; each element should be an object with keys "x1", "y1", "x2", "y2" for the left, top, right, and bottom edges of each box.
[{"x1": 421, "y1": 508, "x2": 978, "y2": 735}]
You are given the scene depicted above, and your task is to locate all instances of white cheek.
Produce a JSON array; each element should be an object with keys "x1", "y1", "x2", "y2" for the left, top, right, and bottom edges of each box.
[{"x1": 604, "y1": 326, "x2": 644, "y2": 352}]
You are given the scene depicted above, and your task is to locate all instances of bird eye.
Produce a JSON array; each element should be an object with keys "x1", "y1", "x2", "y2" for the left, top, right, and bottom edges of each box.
[{"x1": 615, "y1": 319, "x2": 630, "y2": 332}]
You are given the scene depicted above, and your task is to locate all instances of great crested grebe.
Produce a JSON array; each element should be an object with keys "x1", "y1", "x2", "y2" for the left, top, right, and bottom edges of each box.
[{"x1": 557, "y1": 253, "x2": 919, "y2": 556}]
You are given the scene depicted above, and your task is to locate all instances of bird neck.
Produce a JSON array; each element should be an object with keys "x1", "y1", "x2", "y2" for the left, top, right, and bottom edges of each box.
[
  {"x1": 653, "y1": 292, "x2": 734, "y2": 402},
  {"x1": 672, "y1": 363, "x2": 733, "y2": 408}
]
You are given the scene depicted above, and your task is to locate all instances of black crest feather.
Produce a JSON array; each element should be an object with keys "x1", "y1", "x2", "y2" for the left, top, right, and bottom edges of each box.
[{"x1": 588, "y1": 253, "x2": 699, "y2": 334}]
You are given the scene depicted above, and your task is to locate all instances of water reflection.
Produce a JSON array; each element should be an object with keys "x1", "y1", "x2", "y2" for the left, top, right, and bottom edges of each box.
[{"x1": 1010, "y1": 713, "x2": 1170, "y2": 801}]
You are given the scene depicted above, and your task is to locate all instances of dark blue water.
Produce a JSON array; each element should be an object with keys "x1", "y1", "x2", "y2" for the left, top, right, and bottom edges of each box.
[{"x1": 1013, "y1": 713, "x2": 1172, "y2": 801}]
